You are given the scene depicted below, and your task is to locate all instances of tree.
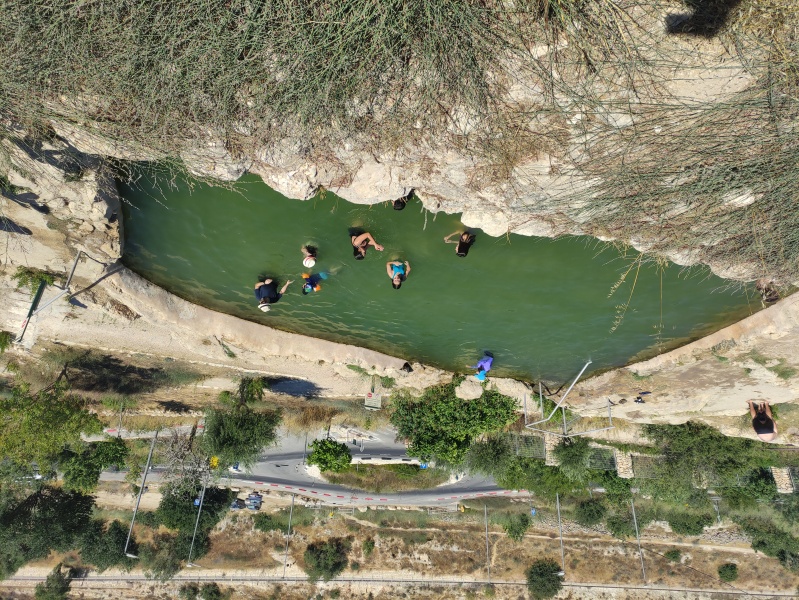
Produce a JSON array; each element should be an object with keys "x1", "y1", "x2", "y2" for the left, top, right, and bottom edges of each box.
[
  {"x1": 0, "y1": 487, "x2": 94, "y2": 579},
  {"x1": 34, "y1": 564, "x2": 71, "y2": 600},
  {"x1": 303, "y1": 538, "x2": 351, "y2": 582},
  {"x1": 218, "y1": 377, "x2": 267, "y2": 408},
  {"x1": 464, "y1": 435, "x2": 513, "y2": 477},
  {"x1": 390, "y1": 384, "x2": 517, "y2": 464},
  {"x1": 718, "y1": 563, "x2": 738, "y2": 582},
  {"x1": 553, "y1": 438, "x2": 591, "y2": 483},
  {"x1": 179, "y1": 583, "x2": 200, "y2": 600},
  {"x1": 525, "y1": 559, "x2": 562, "y2": 600},
  {"x1": 575, "y1": 498, "x2": 606, "y2": 527},
  {"x1": 62, "y1": 438, "x2": 129, "y2": 493},
  {"x1": 79, "y1": 520, "x2": 136, "y2": 572},
  {"x1": 307, "y1": 439, "x2": 352, "y2": 473},
  {"x1": 0, "y1": 381, "x2": 101, "y2": 468},
  {"x1": 202, "y1": 406, "x2": 281, "y2": 469}
]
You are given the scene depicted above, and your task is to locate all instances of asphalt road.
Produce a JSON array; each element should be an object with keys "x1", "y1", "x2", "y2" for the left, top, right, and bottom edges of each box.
[{"x1": 100, "y1": 427, "x2": 527, "y2": 507}]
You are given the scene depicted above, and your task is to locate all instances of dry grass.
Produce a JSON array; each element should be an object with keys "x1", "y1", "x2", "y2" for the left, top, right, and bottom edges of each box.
[{"x1": 324, "y1": 464, "x2": 449, "y2": 493}]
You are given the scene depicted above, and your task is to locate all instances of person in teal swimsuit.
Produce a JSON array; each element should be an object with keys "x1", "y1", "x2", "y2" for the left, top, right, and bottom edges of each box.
[{"x1": 386, "y1": 260, "x2": 411, "y2": 289}]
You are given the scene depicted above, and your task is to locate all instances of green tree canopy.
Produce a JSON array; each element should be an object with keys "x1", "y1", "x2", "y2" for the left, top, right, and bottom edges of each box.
[
  {"x1": 0, "y1": 381, "x2": 101, "y2": 468},
  {"x1": 390, "y1": 384, "x2": 517, "y2": 464},
  {"x1": 62, "y1": 438, "x2": 129, "y2": 493},
  {"x1": 525, "y1": 559, "x2": 563, "y2": 600},
  {"x1": 34, "y1": 564, "x2": 71, "y2": 600},
  {"x1": 79, "y1": 519, "x2": 137, "y2": 573},
  {"x1": 307, "y1": 439, "x2": 352, "y2": 473},
  {"x1": 303, "y1": 537, "x2": 351, "y2": 582},
  {"x1": 218, "y1": 377, "x2": 267, "y2": 408},
  {"x1": 0, "y1": 487, "x2": 94, "y2": 579},
  {"x1": 575, "y1": 498, "x2": 607, "y2": 527},
  {"x1": 202, "y1": 406, "x2": 281, "y2": 469}
]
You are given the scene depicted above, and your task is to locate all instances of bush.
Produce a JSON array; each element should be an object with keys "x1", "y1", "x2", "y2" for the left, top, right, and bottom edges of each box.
[
  {"x1": 307, "y1": 438, "x2": 352, "y2": 473},
  {"x1": 503, "y1": 513, "x2": 531, "y2": 542},
  {"x1": 362, "y1": 538, "x2": 375, "y2": 557},
  {"x1": 0, "y1": 331, "x2": 12, "y2": 354},
  {"x1": 736, "y1": 517, "x2": 799, "y2": 571},
  {"x1": 664, "y1": 549, "x2": 681, "y2": 562},
  {"x1": 667, "y1": 512, "x2": 713, "y2": 536},
  {"x1": 575, "y1": 498, "x2": 606, "y2": 527},
  {"x1": 79, "y1": 520, "x2": 136, "y2": 572},
  {"x1": 303, "y1": 538, "x2": 351, "y2": 582},
  {"x1": 496, "y1": 457, "x2": 578, "y2": 500},
  {"x1": 606, "y1": 513, "x2": 636, "y2": 539},
  {"x1": 718, "y1": 562, "x2": 738, "y2": 582},
  {"x1": 525, "y1": 558, "x2": 562, "y2": 599},
  {"x1": 595, "y1": 471, "x2": 632, "y2": 507},
  {"x1": 199, "y1": 582, "x2": 223, "y2": 600},
  {"x1": 179, "y1": 583, "x2": 200, "y2": 600}
]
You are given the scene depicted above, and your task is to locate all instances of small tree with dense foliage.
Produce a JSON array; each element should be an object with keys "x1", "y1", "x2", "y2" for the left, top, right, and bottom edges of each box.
[
  {"x1": 664, "y1": 549, "x2": 681, "y2": 562},
  {"x1": 34, "y1": 564, "x2": 71, "y2": 600},
  {"x1": 202, "y1": 406, "x2": 281, "y2": 469},
  {"x1": 503, "y1": 512, "x2": 531, "y2": 541},
  {"x1": 525, "y1": 559, "x2": 562, "y2": 599},
  {"x1": 390, "y1": 384, "x2": 517, "y2": 464},
  {"x1": 303, "y1": 537, "x2": 351, "y2": 582},
  {"x1": 307, "y1": 438, "x2": 352, "y2": 472},
  {"x1": 62, "y1": 438, "x2": 130, "y2": 493},
  {"x1": 718, "y1": 562, "x2": 738, "y2": 582},
  {"x1": 79, "y1": 519, "x2": 136, "y2": 572},
  {"x1": 667, "y1": 511, "x2": 713, "y2": 536},
  {"x1": 553, "y1": 437, "x2": 592, "y2": 483},
  {"x1": 575, "y1": 498, "x2": 606, "y2": 527}
]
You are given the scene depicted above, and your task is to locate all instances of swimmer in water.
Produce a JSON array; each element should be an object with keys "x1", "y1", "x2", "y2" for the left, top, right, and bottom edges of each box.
[
  {"x1": 386, "y1": 260, "x2": 410, "y2": 289},
  {"x1": 301, "y1": 272, "x2": 329, "y2": 295},
  {"x1": 301, "y1": 245, "x2": 318, "y2": 268},
  {"x1": 254, "y1": 278, "x2": 293, "y2": 312},
  {"x1": 351, "y1": 231, "x2": 384, "y2": 260},
  {"x1": 470, "y1": 352, "x2": 494, "y2": 381},
  {"x1": 444, "y1": 231, "x2": 476, "y2": 257}
]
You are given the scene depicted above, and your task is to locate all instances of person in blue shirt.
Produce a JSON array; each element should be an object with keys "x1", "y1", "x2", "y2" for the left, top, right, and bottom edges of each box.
[
  {"x1": 470, "y1": 352, "x2": 494, "y2": 381},
  {"x1": 386, "y1": 260, "x2": 411, "y2": 289},
  {"x1": 254, "y1": 277, "x2": 293, "y2": 312},
  {"x1": 301, "y1": 272, "x2": 329, "y2": 295}
]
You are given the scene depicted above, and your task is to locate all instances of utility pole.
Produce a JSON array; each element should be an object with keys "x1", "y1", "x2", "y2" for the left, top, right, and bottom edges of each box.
[
  {"x1": 630, "y1": 497, "x2": 646, "y2": 583},
  {"x1": 556, "y1": 493, "x2": 565, "y2": 570},
  {"x1": 283, "y1": 494, "x2": 296, "y2": 578},
  {"x1": 124, "y1": 430, "x2": 158, "y2": 558},
  {"x1": 484, "y1": 504, "x2": 491, "y2": 582},
  {"x1": 187, "y1": 478, "x2": 208, "y2": 566}
]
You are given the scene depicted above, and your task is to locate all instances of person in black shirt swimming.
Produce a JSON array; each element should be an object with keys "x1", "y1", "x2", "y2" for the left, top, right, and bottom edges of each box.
[
  {"x1": 254, "y1": 278, "x2": 293, "y2": 312},
  {"x1": 748, "y1": 400, "x2": 778, "y2": 441},
  {"x1": 443, "y1": 231, "x2": 476, "y2": 257}
]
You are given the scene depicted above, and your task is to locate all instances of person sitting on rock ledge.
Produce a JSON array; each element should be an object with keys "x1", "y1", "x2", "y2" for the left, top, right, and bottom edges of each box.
[
  {"x1": 748, "y1": 400, "x2": 778, "y2": 441},
  {"x1": 254, "y1": 277, "x2": 293, "y2": 312},
  {"x1": 470, "y1": 352, "x2": 494, "y2": 382}
]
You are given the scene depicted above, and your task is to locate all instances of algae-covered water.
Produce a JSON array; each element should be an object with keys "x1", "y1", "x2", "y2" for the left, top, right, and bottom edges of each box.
[{"x1": 119, "y1": 167, "x2": 759, "y2": 381}]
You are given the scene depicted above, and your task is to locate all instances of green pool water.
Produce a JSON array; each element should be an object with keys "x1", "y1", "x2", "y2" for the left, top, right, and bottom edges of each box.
[{"x1": 118, "y1": 167, "x2": 759, "y2": 381}]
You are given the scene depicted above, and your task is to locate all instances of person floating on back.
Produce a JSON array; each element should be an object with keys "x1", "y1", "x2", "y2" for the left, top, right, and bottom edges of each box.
[
  {"x1": 748, "y1": 400, "x2": 778, "y2": 441},
  {"x1": 301, "y1": 271, "x2": 328, "y2": 295},
  {"x1": 351, "y1": 231, "x2": 383, "y2": 260},
  {"x1": 444, "y1": 231, "x2": 476, "y2": 257},
  {"x1": 471, "y1": 352, "x2": 494, "y2": 381},
  {"x1": 386, "y1": 260, "x2": 410, "y2": 289},
  {"x1": 301, "y1": 244, "x2": 318, "y2": 268},
  {"x1": 254, "y1": 277, "x2": 293, "y2": 312}
]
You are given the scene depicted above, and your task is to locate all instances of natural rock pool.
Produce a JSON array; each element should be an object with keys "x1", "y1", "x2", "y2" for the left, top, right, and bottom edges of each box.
[{"x1": 119, "y1": 167, "x2": 759, "y2": 381}]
